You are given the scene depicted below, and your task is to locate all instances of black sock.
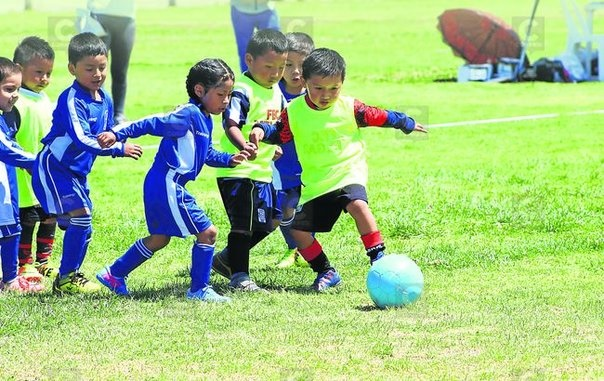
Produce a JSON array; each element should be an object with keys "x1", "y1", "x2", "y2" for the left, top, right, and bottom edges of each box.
[
  {"x1": 309, "y1": 252, "x2": 332, "y2": 274},
  {"x1": 19, "y1": 223, "x2": 35, "y2": 265},
  {"x1": 36, "y1": 222, "x2": 56, "y2": 263},
  {"x1": 227, "y1": 232, "x2": 252, "y2": 275},
  {"x1": 249, "y1": 231, "x2": 270, "y2": 249},
  {"x1": 366, "y1": 243, "x2": 386, "y2": 262}
]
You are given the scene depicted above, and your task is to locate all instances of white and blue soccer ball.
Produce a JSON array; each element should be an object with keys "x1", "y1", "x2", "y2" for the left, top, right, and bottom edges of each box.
[{"x1": 366, "y1": 254, "x2": 424, "y2": 309}]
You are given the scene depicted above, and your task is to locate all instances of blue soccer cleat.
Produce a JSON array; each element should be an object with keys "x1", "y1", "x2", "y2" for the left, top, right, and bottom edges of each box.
[
  {"x1": 312, "y1": 269, "x2": 341, "y2": 292},
  {"x1": 186, "y1": 286, "x2": 231, "y2": 303},
  {"x1": 96, "y1": 267, "x2": 129, "y2": 296}
]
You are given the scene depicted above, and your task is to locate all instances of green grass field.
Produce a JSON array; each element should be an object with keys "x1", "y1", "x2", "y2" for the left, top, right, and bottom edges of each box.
[{"x1": 1, "y1": 1, "x2": 603, "y2": 380}]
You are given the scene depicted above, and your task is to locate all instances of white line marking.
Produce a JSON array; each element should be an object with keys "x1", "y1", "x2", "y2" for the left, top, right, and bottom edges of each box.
[
  {"x1": 428, "y1": 109, "x2": 604, "y2": 128},
  {"x1": 139, "y1": 109, "x2": 604, "y2": 149}
]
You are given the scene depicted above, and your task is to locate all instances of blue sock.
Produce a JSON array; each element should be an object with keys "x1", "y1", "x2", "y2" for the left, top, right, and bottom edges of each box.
[
  {"x1": 0, "y1": 234, "x2": 20, "y2": 283},
  {"x1": 110, "y1": 239, "x2": 153, "y2": 278},
  {"x1": 78, "y1": 229, "x2": 93, "y2": 271},
  {"x1": 190, "y1": 242, "x2": 214, "y2": 293},
  {"x1": 59, "y1": 216, "x2": 92, "y2": 278},
  {"x1": 279, "y1": 220, "x2": 298, "y2": 250}
]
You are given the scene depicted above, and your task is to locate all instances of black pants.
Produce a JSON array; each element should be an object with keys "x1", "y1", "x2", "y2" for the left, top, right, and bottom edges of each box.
[{"x1": 92, "y1": 13, "x2": 135, "y2": 118}]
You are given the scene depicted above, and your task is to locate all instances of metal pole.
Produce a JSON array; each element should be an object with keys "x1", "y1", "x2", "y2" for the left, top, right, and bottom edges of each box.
[{"x1": 516, "y1": 0, "x2": 540, "y2": 80}]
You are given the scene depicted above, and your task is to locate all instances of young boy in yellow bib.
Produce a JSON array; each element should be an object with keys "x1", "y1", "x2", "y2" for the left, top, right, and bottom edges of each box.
[
  {"x1": 3, "y1": 37, "x2": 58, "y2": 283},
  {"x1": 249, "y1": 48, "x2": 427, "y2": 291},
  {"x1": 212, "y1": 28, "x2": 287, "y2": 291}
]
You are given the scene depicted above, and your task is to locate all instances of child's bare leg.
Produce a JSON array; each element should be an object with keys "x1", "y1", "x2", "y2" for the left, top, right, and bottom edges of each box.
[
  {"x1": 345, "y1": 199, "x2": 378, "y2": 235},
  {"x1": 346, "y1": 200, "x2": 385, "y2": 264},
  {"x1": 108, "y1": 234, "x2": 170, "y2": 278},
  {"x1": 142, "y1": 234, "x2": 171, "y2": 251},
  {"x1": 292, "y1": 229, "x2": 314, "y2": 250},
  {"x1": 195, "y1": 225, "x2": 218, "y2": 246}
]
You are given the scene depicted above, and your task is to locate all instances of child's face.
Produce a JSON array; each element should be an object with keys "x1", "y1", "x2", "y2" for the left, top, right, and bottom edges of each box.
[
  {"x1": 0, "y1": 72, "x2": 22, "y2": 112},
  {"x1": 304, "y1": 74, "x2": 343, "y2": 110},
  {"x1": 245, "y1": 50, "x2": 287, "y2": 88},
  {"x1": 68, "y1": 55, "x2": 108, "y2": 94},
  {"x1": 199, "y1": 79, "x2": 234, "y2": 115},
  {"x1": 21, "y1": 57, "x2": 54, "y2": 93},
  {"x1": 282, "y1": 51, "x2": 306, "y2": 91}
]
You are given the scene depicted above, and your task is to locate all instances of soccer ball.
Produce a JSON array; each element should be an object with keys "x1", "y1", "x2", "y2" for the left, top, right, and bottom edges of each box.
[{"x1": 366, "y1": 254, "x2": 424, "y2": 309}]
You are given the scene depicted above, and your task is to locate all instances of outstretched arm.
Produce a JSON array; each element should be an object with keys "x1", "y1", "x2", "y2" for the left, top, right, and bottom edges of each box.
[
  {"x1": 109, "y1": 105, "x2": 193, "y2": 143},
  {"x1": 99, "y1": 106, "x2": 199, "y2": 157},
  {"x1": 0, "y1": 128, "x2": 35, "y2": 170},
  {"x1": 355, "y1": 99, "x2": 427, "y2": 134}
]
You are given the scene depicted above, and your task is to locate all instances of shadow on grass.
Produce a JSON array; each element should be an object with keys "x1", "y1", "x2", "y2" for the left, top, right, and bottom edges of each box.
[
  {"x1": 356, "y1": 304, "x2": 383, "y2": 312},
  {"x1": 16, "y1": 264, "x2": 336, "y2": 302},
  {"x1": 433, "y1": 77, "x2": 457, "y2": 82},
  {"x1": 180, "y1": 264, "x2": 326, "y2": 294}
]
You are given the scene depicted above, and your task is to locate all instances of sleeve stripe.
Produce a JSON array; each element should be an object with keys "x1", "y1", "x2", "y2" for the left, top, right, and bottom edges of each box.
[{"x1": 67, "y1": 88, "x2": 105, "y2": 150}]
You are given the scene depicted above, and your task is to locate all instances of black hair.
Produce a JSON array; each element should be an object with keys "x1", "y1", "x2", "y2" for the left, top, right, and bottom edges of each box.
[
  {"x1": 0, "y1": 57, "x2": 21, "y2": 82},
  {"x1": 186, "y1": 58, "x2": 235, "y2": 100},
  {"x1": 13, "y1": 36, "x2": 55, "y2": 66},
  {"x1": 68, "y1": 32, "x2": 107, "y2": 65},
  {"x1": 285, "y1": 32, "x2": 314, "y2": 56},
  {"x1": 246, "y1": 29, "x2": 288, "y2": 58},
  {"x1": 302, "y1": 48, "x2": 346, "y2": 81}
]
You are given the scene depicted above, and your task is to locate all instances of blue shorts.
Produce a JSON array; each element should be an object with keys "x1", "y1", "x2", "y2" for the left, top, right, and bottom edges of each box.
[
  {"x1": 144, "y1": 166, "x2": 212, "y2": 237},
  {"x1": 217, "y1": 177, "x2": 279, "y2": 232},
  {"x1": 32, "y1": 147, "x2": 92, "y2": 216},
  {"x1": 277, "y1": 186, "x2": 301, "y2": 212}
]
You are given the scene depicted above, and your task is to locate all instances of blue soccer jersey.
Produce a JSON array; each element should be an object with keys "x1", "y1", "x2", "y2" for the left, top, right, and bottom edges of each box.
[
  {"x1": 33, "y1": 80, "x2": 126, "y2": 216},
  {"x1": 0, "y1": 117, "x2": 35, "y2": 237},
  {"x1": 40, "y1": 80, "x2": 124, "y2": 177},
  {"x1": 112, "y1": 101, "x2": 233, "y2": 237}
]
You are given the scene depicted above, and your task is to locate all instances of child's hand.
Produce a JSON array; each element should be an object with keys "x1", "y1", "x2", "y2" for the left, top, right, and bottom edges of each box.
[
  {"x1": 98, "y1": 131, "x2": 117, "y2": 148},
  {"x1": 229, "y1": 150, "x2": 251, "y2": 167},
  {"x1": 249, "y1": 127, "x2": 264, "y2": 148},
  {"x1": 413, "y1": 122, "x2": 428, "y2": 134},
  {"x1": 124, "y1": 143, "x2": 143, "y2": 160},
  {"x1": 241, "y1": 141, "x2": 258, "y2": 161},
  {"x1": 272, "y1": 146, "x2": 283, "y2": 161}
]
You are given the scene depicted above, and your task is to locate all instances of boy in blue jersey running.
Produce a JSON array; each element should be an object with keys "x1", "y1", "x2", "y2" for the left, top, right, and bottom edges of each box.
[
  {"x1": 211, "y1": 29, "x2": 287, "y2": 292},
  {"x1": 95, "y1": 59, "x2": 252, "y2": 303},
  {"x1": 0, "y1": 57, "x2": 44, "y2": 293},
  {"x1": 251, "y1": 48, "x2": 427, "y2": 291},
  {"x1": 274, "y1": 32, "x2": 314, "y2": 268},
  {"x1": 31, "y1": 33, "x2": 142, "y2": 294}
]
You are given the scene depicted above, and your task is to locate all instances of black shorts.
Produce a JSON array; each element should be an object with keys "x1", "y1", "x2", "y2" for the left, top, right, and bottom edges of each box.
[
  {"x1": 217, "y1": 178, "x2": 279, "y2": 232},
  {"x1": 292, "y1": 184, "x2": 368, "y2": 232},
  {"x1": 19, "y1": 205, "x2": 52, "y2": 225}
]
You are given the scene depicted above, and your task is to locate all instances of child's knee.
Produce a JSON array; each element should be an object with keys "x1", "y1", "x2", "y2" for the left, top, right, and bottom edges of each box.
[
  {"x1": 346, "y1": 199, "x2": 369, "y2": 214},
  {"x1": 143, "y1": 235, "x2": 171, "y2": 252},
  {"x1": 197, "y1": 225, "x2": 218, "y2": 245}
]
